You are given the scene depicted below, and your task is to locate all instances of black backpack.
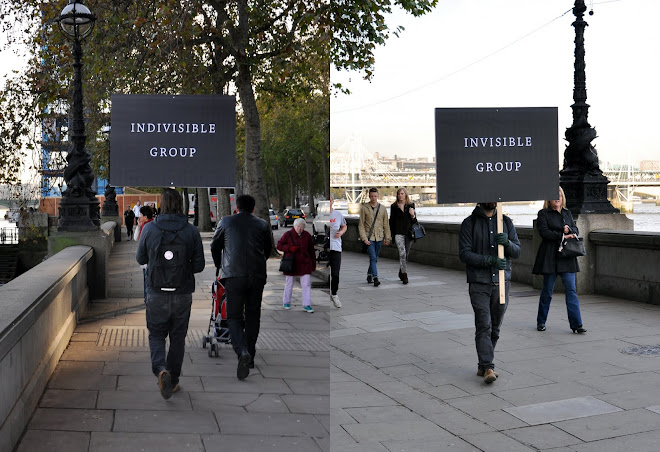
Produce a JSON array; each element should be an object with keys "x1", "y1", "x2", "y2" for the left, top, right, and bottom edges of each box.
[{"x1": 148, "y1": 222, "x2": 191, "y2": 293}]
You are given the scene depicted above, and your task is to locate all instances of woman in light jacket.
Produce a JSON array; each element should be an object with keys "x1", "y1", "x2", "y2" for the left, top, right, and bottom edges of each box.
[
  {"x1": 277, "y1": 218, "x2": 316, "y2": 313},
  {"x1": 532, "y1": 187, "x2": 586, "y2": 333},
  {"x1": 389, "y1": 187, "x2": 416, "y2": 284}
]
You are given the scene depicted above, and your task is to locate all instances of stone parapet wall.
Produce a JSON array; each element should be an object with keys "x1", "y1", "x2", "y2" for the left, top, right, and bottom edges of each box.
[
  {"x1": 344, "y1": 217, "x2": 659, "y2": 303},
  {"x1": 0, "y1": 246, "x2": 92, "y2": 452}
]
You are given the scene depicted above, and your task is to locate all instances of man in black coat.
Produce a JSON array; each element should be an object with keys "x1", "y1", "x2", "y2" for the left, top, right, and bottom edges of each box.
[
  {"x1": 458, "y1": 202, "x2": 521, "y2": 384},
  {"x1": 124, "y1": 206, "x2": 135, "y2": 240},
  {"x1": 211, "y1": 194, "x2": 272, "y2": 380}
]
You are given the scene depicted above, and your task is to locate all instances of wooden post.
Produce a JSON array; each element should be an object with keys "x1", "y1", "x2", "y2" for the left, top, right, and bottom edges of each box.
[{"x1": 497, "y1": 203, "x2": 505, "y2": 304}]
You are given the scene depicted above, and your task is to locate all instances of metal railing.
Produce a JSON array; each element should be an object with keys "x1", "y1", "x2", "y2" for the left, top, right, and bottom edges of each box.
[{"x1": 0, "y1": 227, "x2": 19, "y2": 245}]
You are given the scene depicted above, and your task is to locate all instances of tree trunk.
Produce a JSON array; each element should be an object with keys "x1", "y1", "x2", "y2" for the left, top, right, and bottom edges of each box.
[
  {"x1": 287, "y1": 167, "x2": 295, "y2": 208},
  {"x1": 197, "y1": 188, "x2": 212, "y2": 231},
  {"x1": 182, "y1": 188, "x2": 189, "y2": 216},
  {"x1": 321, "y1": 142, "x2": 330, "y2": 199},
  {"x1": 234, "y1": 3, "x2": 269, "y2": 223},
  {"x1": 218, "y1": 188, "x2": 232, "y2": 219},
  {"x1": 305, "y1": 149, "x2": 315, "y2": 216}
]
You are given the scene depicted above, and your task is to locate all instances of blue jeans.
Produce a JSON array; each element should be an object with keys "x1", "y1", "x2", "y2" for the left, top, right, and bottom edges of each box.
[
  {"x1": 366, "y1": 240, "x2": 383, "y2": 278},
  {"x1": 537, "y1": 273, "x2": 583, "y2": 329},
  {"x1": 146, "y1": 293, "x2": 193, "y2": 385}
]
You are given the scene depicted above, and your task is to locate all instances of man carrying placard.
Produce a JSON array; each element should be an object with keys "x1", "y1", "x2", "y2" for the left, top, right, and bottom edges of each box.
[{"x1": 458, "y1": 202, "x2": 521, "y2": 384}]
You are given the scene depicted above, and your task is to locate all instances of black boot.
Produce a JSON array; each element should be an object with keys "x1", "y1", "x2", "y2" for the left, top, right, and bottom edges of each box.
[
  {"x1": 402, "y1": 273, "x2": 408, "y2": 284},
  {"x1": 398, "y1": 269, "x2": 403, "y2": 281}
]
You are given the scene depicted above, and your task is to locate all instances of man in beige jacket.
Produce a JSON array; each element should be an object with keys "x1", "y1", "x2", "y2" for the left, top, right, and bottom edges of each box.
[{"x1": 358, "y1": 188, "x2": 391, "y2": 287}]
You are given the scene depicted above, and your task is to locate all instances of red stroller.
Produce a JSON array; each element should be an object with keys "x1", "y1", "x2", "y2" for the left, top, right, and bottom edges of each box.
[{"x1": 202, "y1": 269, "x2": 231, "y2": 357}]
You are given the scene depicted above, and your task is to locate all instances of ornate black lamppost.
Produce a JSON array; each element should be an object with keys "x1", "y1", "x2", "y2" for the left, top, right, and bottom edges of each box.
[
  {"x1": 559, "y1": 0, "x2": 618, "y2": 214},
  {"x1": 56, "y1": 1, "x2": 100, "y2": 231}
]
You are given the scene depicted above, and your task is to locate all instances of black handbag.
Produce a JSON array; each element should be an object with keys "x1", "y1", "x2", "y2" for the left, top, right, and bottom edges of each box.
[
  {"x1": 558, "y1": 236, "x2": 586, "y2": 258},
  {"x1": 279, "y1": 254, "x2": 295, "y2": 272},
  {"x1": 409, "y1": 222, "x2": 426, "y2": 241}
]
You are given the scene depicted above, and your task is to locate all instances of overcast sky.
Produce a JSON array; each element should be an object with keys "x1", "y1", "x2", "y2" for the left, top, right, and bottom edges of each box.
[{"x1": 331, "y1": 0, "x2": 660, "y2": 166}]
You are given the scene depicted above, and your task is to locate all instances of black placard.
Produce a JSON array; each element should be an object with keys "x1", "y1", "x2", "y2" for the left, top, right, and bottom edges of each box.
[
  {"x1": 435, "y1": 107, "x2": 558, "y2": 203},
  {"x1": 109, "y1": 94, "x2": 236, "y2": 188}
]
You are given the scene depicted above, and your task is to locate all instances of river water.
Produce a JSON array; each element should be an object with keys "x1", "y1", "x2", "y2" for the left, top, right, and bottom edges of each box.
[{"x1": 343, "y1": 203, "x2": 660, "y2": 233}]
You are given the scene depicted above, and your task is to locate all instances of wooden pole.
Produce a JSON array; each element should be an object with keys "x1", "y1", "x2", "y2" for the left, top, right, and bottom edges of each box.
[{"x1": 497, "y1": 203, "x2": 505, "y2": 304}]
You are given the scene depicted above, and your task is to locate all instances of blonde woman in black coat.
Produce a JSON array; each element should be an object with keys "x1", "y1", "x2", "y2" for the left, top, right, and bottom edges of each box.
[
  {"x1": 532, "y1": 187, "x2": 586, "y2": 334},
  {"x1": 389, "y1": 187, "x2": 416, "y2": 284}
]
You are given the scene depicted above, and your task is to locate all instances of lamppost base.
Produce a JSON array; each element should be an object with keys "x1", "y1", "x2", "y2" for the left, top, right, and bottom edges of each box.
[
  {"x1": 57, "y1": 195, "x2": 100, "y2": 231},
  {"x1": 560, "y1": 173, "x2": 619, "y2": 214}
]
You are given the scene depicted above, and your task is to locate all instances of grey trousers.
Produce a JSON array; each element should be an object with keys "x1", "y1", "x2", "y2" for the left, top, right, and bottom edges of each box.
[{"x1": 469, "y1": 281, "x2": 509, "y2": 370}]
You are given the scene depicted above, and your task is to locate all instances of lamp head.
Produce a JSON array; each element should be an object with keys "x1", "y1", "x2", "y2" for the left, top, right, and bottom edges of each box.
[{"x1": 58, "y1": 1, "x2": 96, "y2": 40}]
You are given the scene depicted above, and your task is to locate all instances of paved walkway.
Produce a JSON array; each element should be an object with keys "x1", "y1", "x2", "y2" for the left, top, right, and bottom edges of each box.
[
  {"x1": 331, "y1": 249, "x2": 660, "y2": 451},
  {"x1": 16, "y1": 230, "x2": 330, "y2": 452},
  {"x1": 15, "y1": 232, "x2": 660, "y2": 451}
]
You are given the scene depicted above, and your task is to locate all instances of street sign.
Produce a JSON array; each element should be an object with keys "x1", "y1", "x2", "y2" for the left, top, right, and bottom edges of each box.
[{"x1": 110, "y1": 94, "x2": 236, "y2": 188}]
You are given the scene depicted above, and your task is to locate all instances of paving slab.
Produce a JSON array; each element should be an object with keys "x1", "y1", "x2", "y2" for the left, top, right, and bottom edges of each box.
[
  {"x1": 113, "y1": 409, "x2": 219, "y2": 433},
  {"x1": 16, "y1": 430, "x2": 90, "y2": 452},
  {"x1": 215, "y1": 412, "x2": 327, "y2": 437},
  {"x1": 503, "y1": 424, "x2": 584, "y2": 450},
  {"x1": 39, "y1": 389, "x2": 98, "y2": 409},
  {"x1": 201, "y1": 434, "x2": 323, "y2": 452},
  {"x1": 504, "y1": 396, "x2": 623, "y2": 425},
  {"x1": 552, "y1": 408, "x2": 660, "y2": 442},
  {"x1": 460, "y1": 431, "x2": 536, "y2": 451},
  {"x1": 29, "y1": 408, "x2": 114, "y2": 432},
  {"x1": 89, "y1": 432, "x2": 204, "y2": 452}
]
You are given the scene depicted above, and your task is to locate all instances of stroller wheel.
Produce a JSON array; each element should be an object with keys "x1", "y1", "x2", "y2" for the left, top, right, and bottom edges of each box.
[
  {"x1": 208, "y1": 343, "x2": 215, "y2": 357},
  {"x1": 202, "y1": 336, "x2": 207, "y2": 348}
]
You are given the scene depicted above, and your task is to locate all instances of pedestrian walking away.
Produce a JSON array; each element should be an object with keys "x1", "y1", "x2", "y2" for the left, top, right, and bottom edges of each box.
[
  {"x1": 328, "y1": 195, "x2": 347, "y2": 308},
  {"x1": 137, "y1": 205, "x2": 155, "y2": 299},
  {"x1": 132, "y1": 200, "x2": 142, "y2": 222},
  {"x1": 358, "y1": 187, "x2": 391, "y2": 287},
  {"x1": 136, "y1": 188, "x2": 205, "y2": 399},
  {"x1": 532, "y1": 187, "x2": 586, "y2": 334},
  {"x1": 389, "y1": 187, "x2": 416, "y2": 285},
  {"x1": 277, "y1": 218, "x2": 317, "y2": 313},
  {"x1": 211, "y1": 194, "x2": 272, "y2": 380},
  {"x1": 123, "y1": 205, "x2": 135, "y2": 240},
  {"x1": 459, "y1": 202, "x2": 521, "y2": 384}
]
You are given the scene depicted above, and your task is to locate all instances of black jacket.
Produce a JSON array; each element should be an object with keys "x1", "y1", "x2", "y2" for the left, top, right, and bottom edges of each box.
[
  {"x1": 458, "y1": 206, "x2": 521, "y2": 284},
  {"x1": 124, "y1": 209, "x2": 135, "y2": 227},
  {"x1": 136, "y1": 213, "x2": 205, "y2": 294},
  {"x1": 211, "y1": 211, "x2": 272, "y2": 280},
  {"x1": 532, "y1": 207, "x2": 580, "y2": 274},
  {"x1": 389, "y1": 202, "x2": 415, "y2": 236}
]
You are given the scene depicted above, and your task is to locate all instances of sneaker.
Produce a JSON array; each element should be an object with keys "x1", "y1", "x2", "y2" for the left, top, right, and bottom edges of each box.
[
  {"x1": 157, "y1": 370, "x2": 173, "y2": 399},
  {"x1": 367, "y1": 275, "x2": 373, "y2": 284},
  {"x1": 483, "y1": 368, "x2": 498, "y2": 384},
  {"x1": 303, "y1": 305, "x2": 314, "y2": 313},
  {"x1": 373, "y1": 277, "x2": 380, "y2": 287},
  {"x1": 237, "y1": 350, "x2": 251, "y2": 380},
  {"x1": 283, "y1": 303, "x2": 291, "y2": 310},
  {"x1": 331, "y1": 294, "x2": 342, "y2": 308}
]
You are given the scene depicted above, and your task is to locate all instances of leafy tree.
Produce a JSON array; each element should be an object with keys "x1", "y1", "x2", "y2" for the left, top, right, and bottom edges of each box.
[
  {"x1": 331, "y1": 0, "x2": 438, "y2": 81},
  {"x1": 1, "y1": 0, "x2": 329, "y2": 226}
]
